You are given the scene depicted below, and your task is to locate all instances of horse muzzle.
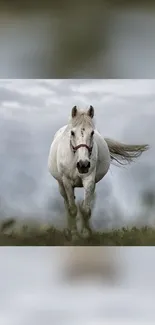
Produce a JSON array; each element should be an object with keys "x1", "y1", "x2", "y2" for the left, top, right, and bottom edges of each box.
[{"x1": 77, "y1": 160, "x2": 91, "y2": 174}]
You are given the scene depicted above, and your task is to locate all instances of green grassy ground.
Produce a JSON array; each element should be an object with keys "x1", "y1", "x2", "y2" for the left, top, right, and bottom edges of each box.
[{"x1": 0, "y1": 218, "x2": 155, "y2": 246}]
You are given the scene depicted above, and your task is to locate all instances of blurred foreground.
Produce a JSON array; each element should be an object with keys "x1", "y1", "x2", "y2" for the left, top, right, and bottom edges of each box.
[{"x1": 0, "y1": 246, "x2": 155, "y2": 324}]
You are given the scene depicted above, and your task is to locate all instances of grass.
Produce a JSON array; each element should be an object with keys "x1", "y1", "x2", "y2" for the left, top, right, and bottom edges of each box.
[{"x1": 0, "y1": 218, "x2": 155, "y2": 246}]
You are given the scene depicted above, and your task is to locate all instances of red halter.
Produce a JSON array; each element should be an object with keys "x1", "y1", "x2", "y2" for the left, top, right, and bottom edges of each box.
[{"x1": 71, "y1": 142, "x2": 93, "y2": 154}]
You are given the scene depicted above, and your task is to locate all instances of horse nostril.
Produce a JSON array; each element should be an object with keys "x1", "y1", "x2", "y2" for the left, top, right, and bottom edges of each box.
[{"x1": 77, "y1": 160, "x2": 82, "y2": 169}]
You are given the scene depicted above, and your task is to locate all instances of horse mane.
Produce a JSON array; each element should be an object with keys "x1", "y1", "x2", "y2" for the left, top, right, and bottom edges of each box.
[{"x1": 69, "y1": 109, "x2": 95, "y2": 128}]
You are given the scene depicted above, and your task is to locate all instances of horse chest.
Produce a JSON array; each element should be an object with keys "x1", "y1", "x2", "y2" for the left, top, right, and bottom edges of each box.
[
  {"x1": 73, "y1": 177, "x2": 83, "y2": 188},
  {"x1": 70, "y1": 173, "x2": 83, "y2": 188},
  {"x1": 64, "y1": 168, "x2": 82, "y2": 187}
]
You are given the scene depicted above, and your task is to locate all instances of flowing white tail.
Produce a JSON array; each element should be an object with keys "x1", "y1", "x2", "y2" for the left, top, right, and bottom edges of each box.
[{"x1": 104, "y1": 138, "x2": 149, "y2": 165}]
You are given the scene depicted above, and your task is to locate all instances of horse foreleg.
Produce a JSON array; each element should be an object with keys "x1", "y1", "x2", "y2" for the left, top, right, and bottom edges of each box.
[
  {"x1": 60, "y1": 178, "x2": 79, "y2": 241},
  {"x1": 79, "y1": 175, "x2": 96, "y2": 238},
  {"x1": 58, "y1": 181, "x2": 70, "y2": 236}
]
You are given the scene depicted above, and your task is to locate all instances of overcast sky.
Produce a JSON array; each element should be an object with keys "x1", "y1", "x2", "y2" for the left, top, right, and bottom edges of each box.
[{"x1": 0, "y1": 79, "x2": 154, "y2": 228}]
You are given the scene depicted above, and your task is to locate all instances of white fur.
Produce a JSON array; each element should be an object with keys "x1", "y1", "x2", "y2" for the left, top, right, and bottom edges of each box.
[{"x1": 48, "y1": 107, "x2": 110, "y2": 240}]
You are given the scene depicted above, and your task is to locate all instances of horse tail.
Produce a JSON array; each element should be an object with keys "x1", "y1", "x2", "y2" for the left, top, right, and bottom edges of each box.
[{"x1": 104, "y1": 137, "x2": 149, "y2": 166}]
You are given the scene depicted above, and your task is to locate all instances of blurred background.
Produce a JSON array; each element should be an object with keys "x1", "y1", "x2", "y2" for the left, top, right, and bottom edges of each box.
[
  {"x1": 0, "y1": 246, "x2": 155, "y2": 325},
  {"x1": 0, "y1": 0, "x2": 155, "y2": 77},
  {"x1": 0, "y1": 79, "x2": 154, "y2": 231}
]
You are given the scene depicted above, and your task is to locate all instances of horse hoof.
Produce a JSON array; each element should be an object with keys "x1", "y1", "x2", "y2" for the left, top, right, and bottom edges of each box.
[
  {"x1": 64, "y1": 228, "x2": 71, "y2": 239},
  {"x1": 71, "y1": 232, "x2": 80, "y2": 242},
  {"x1": 81, "y1": 228, "x2": 91, "y2": 239}
]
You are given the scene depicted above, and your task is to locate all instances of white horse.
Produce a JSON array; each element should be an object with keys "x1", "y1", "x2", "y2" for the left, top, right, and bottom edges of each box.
[{"x1": 48, "y1": 106, "x2": 149, "y2": 241}]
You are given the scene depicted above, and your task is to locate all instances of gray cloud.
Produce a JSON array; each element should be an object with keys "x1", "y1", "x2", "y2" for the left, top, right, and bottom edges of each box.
[{"x1": 0, "y1": 86, "x2": 46, "y2": 108}]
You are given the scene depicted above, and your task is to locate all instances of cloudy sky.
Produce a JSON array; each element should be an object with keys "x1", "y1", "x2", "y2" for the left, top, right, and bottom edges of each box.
[{"x1": 0, "y1": 79, "x2": 154, "y2": 228}]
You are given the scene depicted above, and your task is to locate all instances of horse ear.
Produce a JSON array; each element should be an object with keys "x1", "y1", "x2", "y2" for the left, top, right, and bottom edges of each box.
[
  {"x1": 71, "y1": 106, "x2": 78, "y2": 118},
  {"x1": 87, "y1": 105, "x2": 94, "y2": 118}
]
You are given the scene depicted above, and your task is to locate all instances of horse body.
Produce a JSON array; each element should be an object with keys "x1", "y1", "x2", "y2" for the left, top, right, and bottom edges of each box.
[
  {"x1": 48, "y1": 106, "x2": 149, "y2": 241},
  {"x1": 48, "y1": 125, "x2": 110, "y2": 187}
]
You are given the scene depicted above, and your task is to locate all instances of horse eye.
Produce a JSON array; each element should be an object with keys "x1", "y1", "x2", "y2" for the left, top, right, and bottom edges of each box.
[
  {"x1": 71, "y1": 130, "x2": 75, "y2": 136},
  {"x1": 91, "y1": 131, "x2": 94, "y2": 137}
]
